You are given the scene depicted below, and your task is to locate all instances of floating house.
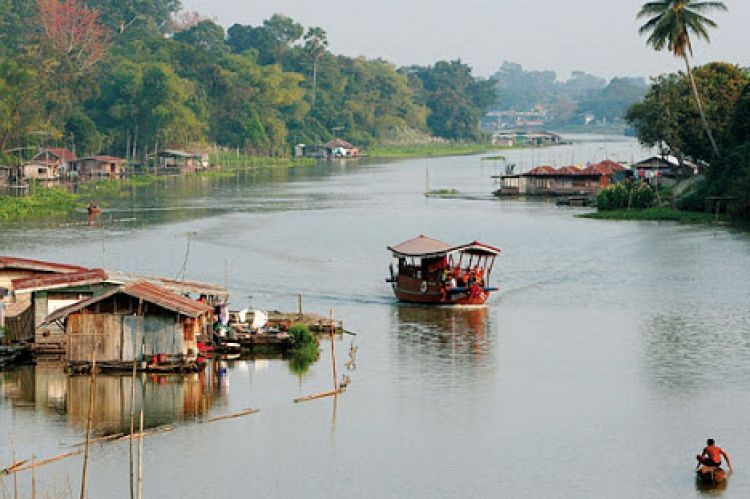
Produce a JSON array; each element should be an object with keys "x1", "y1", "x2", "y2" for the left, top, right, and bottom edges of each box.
[
  {"x1": 632, "y1": 155, "x2": 700, "y2": 181},
  {"x1": 493, "y1": 160, "x2": 629, "y2": 197},
  {"x1": 68, "y1": 155, "x2": 123, "y2": 179},
  {"x1": 155, "y1": 149, "x2": 208, "y2": 173},
  {"x1": 33, "y1": 148, "x2": 77, "y2": 174},
  {"x1": 43, "y1": 280, "x2": 211, "y2": 368},
  {"x1": 324, "y1": 139, "x2": 359, "y2": 158},
  {"x1": 1, "y1": 257, "x2": 89, "y2": 342}
]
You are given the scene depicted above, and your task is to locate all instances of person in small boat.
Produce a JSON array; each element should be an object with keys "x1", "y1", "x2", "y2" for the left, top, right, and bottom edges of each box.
[{"x1": 696, "y1": 439, "x2": 732, "y2": 471}]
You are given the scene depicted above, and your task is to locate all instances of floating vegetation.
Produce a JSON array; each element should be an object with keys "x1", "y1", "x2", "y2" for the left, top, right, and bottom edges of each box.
[
  {"x1": 0, "y1": 186, "x2": 83, "y2": 221},
  {"x1": 425, "y1": 188, "x2": 459, "y2": 197}
]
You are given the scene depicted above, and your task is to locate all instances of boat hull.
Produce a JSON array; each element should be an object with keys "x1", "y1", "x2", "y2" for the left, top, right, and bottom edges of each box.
[{"x1": 391, "y1": 276, "x2": 492, "y2": 306}]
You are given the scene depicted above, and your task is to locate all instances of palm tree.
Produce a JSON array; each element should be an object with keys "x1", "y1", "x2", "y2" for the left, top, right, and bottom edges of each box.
[
  {"x1": 304, "y1": 27, "x2": 328, "y2": 110},
  {"x1": 637, "y1": 0, "x2": 727, "y2": 158}
]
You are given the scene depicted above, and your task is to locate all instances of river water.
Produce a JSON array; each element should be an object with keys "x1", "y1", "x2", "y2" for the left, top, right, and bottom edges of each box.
[{"x1": 2, "y1": 135, "x2": 750, "y2": 498}]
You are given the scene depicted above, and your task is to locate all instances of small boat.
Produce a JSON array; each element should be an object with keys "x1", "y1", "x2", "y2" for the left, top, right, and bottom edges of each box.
[
  {"x1": 696, "y1": 464, "x2": 727, "y2": 485},
  {"x1": 386, "y1": 235, "x2": 500, "y2": 306}
]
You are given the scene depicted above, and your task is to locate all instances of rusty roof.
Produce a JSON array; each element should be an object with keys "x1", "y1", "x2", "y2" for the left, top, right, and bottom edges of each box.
[
  {"x1": 106, "y1": 271, "x2": 229, "y2": 299},
  {"x1": 33, "y1": 148, "x2": 77, "y2": 162},
  {"x1": 388, "y1": 235, "x2": 453, "y2": 258},
  {"x1": 11, "y1": 269, "x2": 108, "y2": 292},
  {"x1": 0, "y1": 256, "x2": 88, "y2": 274},
  {"x1": 42, "y1": 280, "x2": 211, "y2": 325},
  {"x1": 556, "y1": 166, "x2": 581, "y2": 175}
]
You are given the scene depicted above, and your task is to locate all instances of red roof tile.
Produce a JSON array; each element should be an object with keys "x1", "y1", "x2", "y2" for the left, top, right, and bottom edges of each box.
[{"x1": 528, "y1": 165, "x2": 556, "y2": 175}]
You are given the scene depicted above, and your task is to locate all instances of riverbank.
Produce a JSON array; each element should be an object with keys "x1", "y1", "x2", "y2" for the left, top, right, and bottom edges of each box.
[
  {"x1": 368, "y1": 143, "x2": 512, "y2": 158},
  {"x1": 578, "y1": 207, "x2": 722, "y2": 222},
  {"x1": 0, "y1": 156, "x2": 319, "y2": 221}
]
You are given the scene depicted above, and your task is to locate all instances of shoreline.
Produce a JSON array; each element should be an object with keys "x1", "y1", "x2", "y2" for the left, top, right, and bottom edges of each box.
[{"x1": 577, "y1": 207, "x2": 725, "y2": 223}]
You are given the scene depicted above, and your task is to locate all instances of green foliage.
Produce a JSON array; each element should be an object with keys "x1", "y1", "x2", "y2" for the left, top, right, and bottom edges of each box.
[
  {"x1": 627, "y1": 63, "x2": 749, "y2": 160},
  {"x1": 288, "y1": 324, "x2": 320, "y2": 366},
  {"x1": 405, "y1": 60, "x2": 495, "y2": 141},
  {"x1": 596, "y1": 180, "x2": 655, "y2": 211}
]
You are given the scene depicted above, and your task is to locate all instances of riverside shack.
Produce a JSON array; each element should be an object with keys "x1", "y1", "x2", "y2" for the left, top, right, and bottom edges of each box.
[{"x1": 42, "y1": 280, "x2": 211, "y2": 371}]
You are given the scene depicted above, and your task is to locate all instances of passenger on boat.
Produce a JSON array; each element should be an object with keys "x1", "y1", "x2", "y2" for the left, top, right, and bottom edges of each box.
[{"x1": 697, "y1": 439, "x2": 732, "y2": 470}]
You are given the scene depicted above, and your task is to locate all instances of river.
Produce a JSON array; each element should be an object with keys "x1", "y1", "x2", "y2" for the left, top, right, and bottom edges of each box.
[{"x1": 2, "y1": 135, "x2": 749, "y2": 498}]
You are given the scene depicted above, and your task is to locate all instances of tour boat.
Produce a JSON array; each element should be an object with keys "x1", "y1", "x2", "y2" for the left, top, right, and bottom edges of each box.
[{"x1": 386, "y1": 235, "x2": 500, "y2": 305}]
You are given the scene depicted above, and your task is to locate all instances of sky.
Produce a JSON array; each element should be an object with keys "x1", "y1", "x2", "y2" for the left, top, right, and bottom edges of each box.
[{"x1": 183, "y1": 0, "x2": 749, "y2": 81}]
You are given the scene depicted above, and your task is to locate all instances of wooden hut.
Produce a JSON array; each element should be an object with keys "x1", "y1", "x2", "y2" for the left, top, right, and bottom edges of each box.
[{"x1": 43, "y1": 280, "x2": 210, "y2": 370}]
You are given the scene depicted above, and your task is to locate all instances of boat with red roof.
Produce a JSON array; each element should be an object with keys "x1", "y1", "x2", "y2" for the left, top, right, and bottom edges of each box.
[{"x1": 386, "y1": 235, "x2": 500, "y2": 305}]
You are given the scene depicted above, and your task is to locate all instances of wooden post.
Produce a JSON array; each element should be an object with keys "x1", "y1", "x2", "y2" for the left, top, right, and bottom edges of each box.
[
  {"x1": 80, "y1": 339, "x2": 96, "y2": 499},
  {"x1": 330, "y1": 308, "x2": 338, "y2": 391},
  {"x1": 137, "y1": 410, "x2": 144, "y2": 499},
  {"x1": 297, "y1": 293, "x2": 303, "y2": 321}
]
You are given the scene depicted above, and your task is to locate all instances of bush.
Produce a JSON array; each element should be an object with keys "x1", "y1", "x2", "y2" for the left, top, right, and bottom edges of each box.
[
  {"x1": 288, "y1": 323, "x2": 320, "y2": 364},
  {"x1": 596, "y1": 180, "x2": 655, "y2": 211}
]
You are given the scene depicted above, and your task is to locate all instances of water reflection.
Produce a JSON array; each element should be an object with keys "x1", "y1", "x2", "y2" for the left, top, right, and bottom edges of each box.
[
  {"x1": 1, "y1": 360, "x2": 220, "y2": 435},
  {"x1": 391, "y1": 305, "x2": 493, "y2": 362}
]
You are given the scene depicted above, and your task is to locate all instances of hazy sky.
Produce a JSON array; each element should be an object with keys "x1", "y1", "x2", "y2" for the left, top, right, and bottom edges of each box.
[{"x1": 184, "y1": 0, "x2": 748, "y2": 80}]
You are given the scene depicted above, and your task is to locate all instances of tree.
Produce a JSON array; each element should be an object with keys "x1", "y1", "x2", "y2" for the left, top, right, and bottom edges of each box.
[
  {"x1": 36, "y1": 0, "x2": 109, "y2": 76},
  {"x1": 637, "y1": 0, "x2": 728, "y2": 158},
  {"x1": 304, "y1": 27, "x2": 328, "y2": 110},
  {"x1": 173, "y1": 20, "x2": 227, "y2": 56},
  {"x1": 263, "y1": 14, "x2": 303, "y2": 66}
]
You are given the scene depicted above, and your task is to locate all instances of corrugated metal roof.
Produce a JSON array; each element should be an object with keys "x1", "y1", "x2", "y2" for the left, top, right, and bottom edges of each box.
[
  {"x1": 388, "y1": 235, "x2": 453, "y2": 258},
  {"x1": 42, "y1": 280, "x2": 211, "y2": 325},
  {"x1": 0, "y1": 256, "x2": 88, "y2": 274},
  {"x1": 123, "y1": 280, "x2": 211, "y2": 317},
  {"x1": 11, "y1": 269, "x2": 108, "y2": 292},
  {"x1": 106, "y1": 271, "x2": 229, "y2": 299}
]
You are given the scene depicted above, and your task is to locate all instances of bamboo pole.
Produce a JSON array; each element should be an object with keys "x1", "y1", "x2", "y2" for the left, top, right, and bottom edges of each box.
[
  {"x1": 293, "y1": 388, "x2": 342, "y2": 403},
  {"x1": 115, "y1": 426, "x2": 172, "y2": 442},
  {"x1": 30, "y1": 455, "x2": 35, "y2": 499},
  {"x1": 330, "y1": 308, "x2": 338, "y2": 392},
  {"x1": 4, "y1": 451, "x2": 81, "y2": 474},
  {"x1": 129, "y1": 299, "x2": 142, "y2": 499},
  {"x1": 12, "y1": 440, "x2": 17, "y2": 499},
  {"x1": 298, "y1": 293, "x2": 303, "y2": 321},
  {"x1": 80, "y1": 332, "x2": 96, "y2": 499},
  {"x1": 71, "y1": 434, "x2": 124, "y2": 448},
  {"x1": 137, "y1": 411, "x2": 143, "y2": 499},
  {"x1": 205, "y1": 408, "x2": 259, "y2": 423}
]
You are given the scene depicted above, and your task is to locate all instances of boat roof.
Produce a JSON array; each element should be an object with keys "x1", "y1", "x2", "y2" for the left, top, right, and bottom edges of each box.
[
  {"x1": 388, "y1": 235, "x2": 453, "y2": 258},
  {"x1": 388, "y1": 236, "x2": 501, "y2": 258}
]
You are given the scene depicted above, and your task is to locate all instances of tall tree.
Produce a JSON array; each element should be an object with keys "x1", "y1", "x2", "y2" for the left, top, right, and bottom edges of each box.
[
  {"x1": 637, "y1": 0, "x2": 727, "y2": 158},
  {"x1": 263, "y1": 14, "x2": 303, "y2": 66},
  {"x1": 303, "y1": 27, "x2": 327, "y2": 110}
]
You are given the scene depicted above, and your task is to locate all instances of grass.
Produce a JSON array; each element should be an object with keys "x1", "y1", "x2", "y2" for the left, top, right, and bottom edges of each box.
[
  {"x1": 0, "y1": 186, "x2": 83, "y2": 221},
  {"x1": 368, "y1": 143, "x2": 514, "y2": 158},
  {"x1": 578, "y1": 207, "x2": 723, "y2": 222}
]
